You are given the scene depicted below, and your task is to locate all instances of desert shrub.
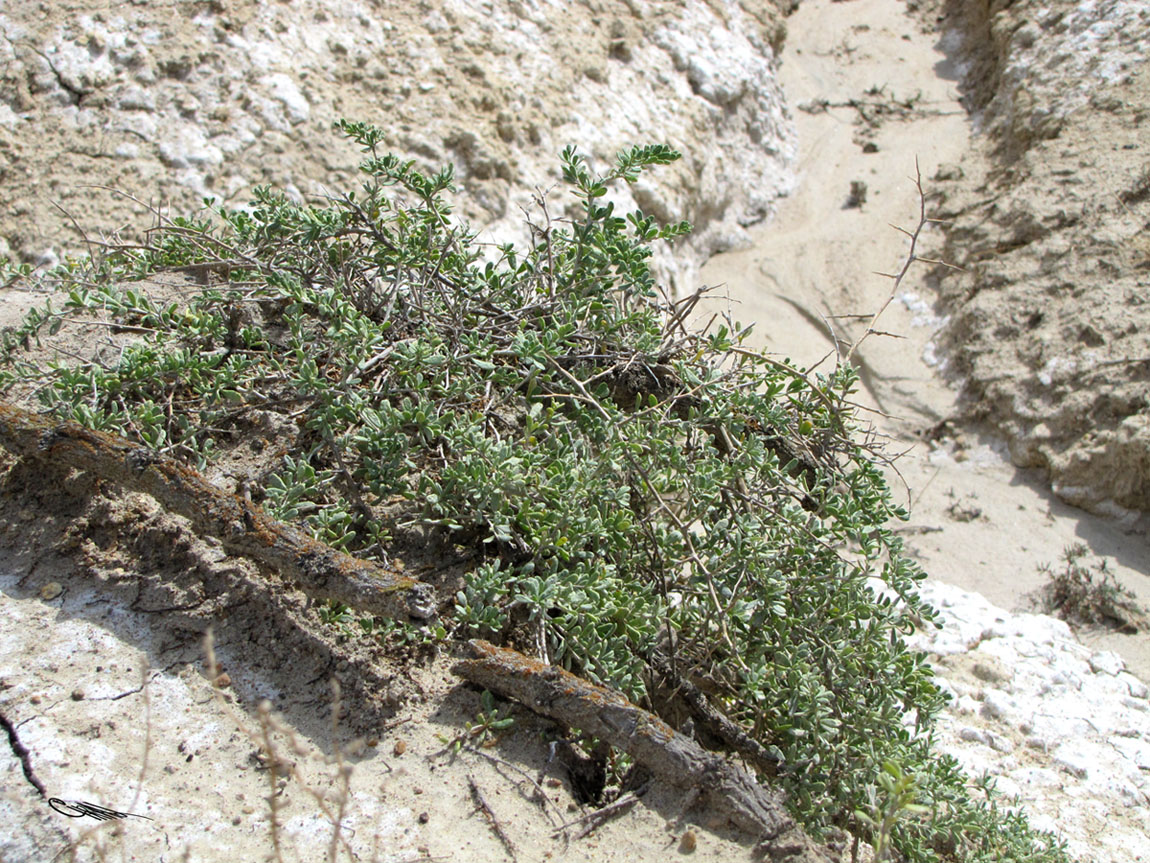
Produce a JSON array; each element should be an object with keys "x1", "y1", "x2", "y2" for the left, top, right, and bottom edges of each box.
[
  {"x1": 1035, "y1": 543, "x2": 1146, "y2": 633},
  {"x1": 0, "y1": 121, "x2": 1071, "y2": 862}
]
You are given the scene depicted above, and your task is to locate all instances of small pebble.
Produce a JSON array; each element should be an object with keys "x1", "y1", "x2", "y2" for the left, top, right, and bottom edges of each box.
[
  {"x1": 393, "y1": 739, "x2": 406, "y2": 756},
  {"x1": 679, "y1": 829, "x2": 697, "y2": 853}
]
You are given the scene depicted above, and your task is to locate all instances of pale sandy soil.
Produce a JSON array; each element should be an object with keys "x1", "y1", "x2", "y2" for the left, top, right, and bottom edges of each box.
[{"x1": 699, "y1": 0, "x2": 1150, "y2": 679}]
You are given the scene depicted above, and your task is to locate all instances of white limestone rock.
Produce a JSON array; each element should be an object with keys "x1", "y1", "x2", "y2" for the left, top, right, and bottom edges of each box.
[
  {"x1": 912, "y1": 581, "x2": 1150, "y2": 862},
  {"x1": 258, "y1": 73, "x2": 311, "y2": 128}
]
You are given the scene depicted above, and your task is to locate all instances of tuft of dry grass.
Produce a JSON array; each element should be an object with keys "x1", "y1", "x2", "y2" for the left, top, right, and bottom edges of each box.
[
  {"x1": 1034, "y1": 543, "x2": 1147, "y2": 634},
  {"x1": 202, "y1": 628, "x2": 369, "y2": 863}
]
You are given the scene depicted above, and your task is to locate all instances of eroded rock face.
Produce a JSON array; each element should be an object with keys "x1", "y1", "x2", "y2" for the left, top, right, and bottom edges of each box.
[
  {"x1": 928, "y1": 0, "x2": 1150, "y2": 515},
  {"x1": 0, "y1": 0, "x2": 795, "y2": 293},
  {"x1": 949, "y1": 0, "x2": 1148, "y2": 157}
]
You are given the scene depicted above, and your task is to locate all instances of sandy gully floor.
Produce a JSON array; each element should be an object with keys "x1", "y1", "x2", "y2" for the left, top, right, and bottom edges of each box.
[{"x1": 698, "y1": 0, "x2": 1150, "y2": 679}]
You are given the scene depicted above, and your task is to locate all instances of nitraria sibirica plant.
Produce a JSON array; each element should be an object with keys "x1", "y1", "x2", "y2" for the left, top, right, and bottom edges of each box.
[{"x1": 0, "y1": 120, "x2": 1073, "y2": 863}]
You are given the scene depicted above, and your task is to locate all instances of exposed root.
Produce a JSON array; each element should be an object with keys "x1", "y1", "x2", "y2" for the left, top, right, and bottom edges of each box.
[
  {"x1": 453, "y1": 639, "x2": 835, "y2": 862},
  {"x1": 0, "y1": 400, "x2": 437, "y2": 622}
]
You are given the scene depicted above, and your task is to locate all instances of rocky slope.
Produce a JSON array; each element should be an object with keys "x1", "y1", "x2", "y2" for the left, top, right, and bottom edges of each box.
[
  {"x1": 927, "y1": 0, "x2": 1150, "y2": 516},
  {"x1": 2, "y1": 0, "x2": 1146, "y2": 514},
  {"x1": 0, "y1": 0, "x2": 793, "y2": 294},
  {"x1": 2, "y1": 1, "x2": 1150, "y2": 861},
  {"x1": 911, "y1": 582, "x2": 1150, "y2": 863}
]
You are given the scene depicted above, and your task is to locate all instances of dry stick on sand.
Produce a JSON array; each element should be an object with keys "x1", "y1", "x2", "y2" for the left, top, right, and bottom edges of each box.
[
  {"x1": 551, "y1": 783, "x2": 650, "y2": 840},
  {"x1": 454, "y1": 640, "x2": 836, "y2": 863},
  {"x1": 462, "y1": 746, "x2": 566, "y2": 828},
  {"x1": 468, "y1": 774, "x2": 519, "y2": 862},
  {"x1": 0, "y1": 400, "x2": 437, "y2": 622}
]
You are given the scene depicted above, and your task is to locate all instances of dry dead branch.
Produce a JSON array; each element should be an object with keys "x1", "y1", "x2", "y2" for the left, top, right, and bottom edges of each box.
[
  {"x1": 647, "y1": 649, "x2": 786, "y2": 780},
  {"x1": 551, "y1": 783, "x2": 649, "y2": 840},
  {"x1": 468, "y1": 774, "x2": 519, "y2": 862},
  {"x1": 846, "y1": 159, "x2": 960, "y2": 364},
  {"x1": 0, "y1": 400, "x2": 437, "y2": 622},
  {"x1": 453, "y1": 639, "x2": 836, "y2": 862}
]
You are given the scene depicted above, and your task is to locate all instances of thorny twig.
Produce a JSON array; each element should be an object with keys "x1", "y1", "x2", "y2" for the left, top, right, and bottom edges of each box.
[{"x1": 846, "y1": 159, "x2": 961, "y2": 364}]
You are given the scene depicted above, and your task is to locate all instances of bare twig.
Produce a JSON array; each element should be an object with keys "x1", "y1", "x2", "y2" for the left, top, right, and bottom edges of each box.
[
  {"x1": 51, "y1": 200, "x2": 100, "y2": 267},
  {"x1": 256, "y1": 700, "x2": 287, "y2": 863},
  {"x1": 551, "y1": 782, "x2": 650, "y2": 839},
  {"x1": 468, "y1": 774, "x2": 519, "y2": 862},
  {"x1": 326, "y1": 679, "x2": 352, "y2": 863},
  {"x1": 203, "y1": 630, "x2": 359, "y2": 863},
  {"x1": 462, "y1": 745, "x2": 565, "y2": 827},
  {"x1": 846, "y1": 160, "x2": 961, "y2": 364}
]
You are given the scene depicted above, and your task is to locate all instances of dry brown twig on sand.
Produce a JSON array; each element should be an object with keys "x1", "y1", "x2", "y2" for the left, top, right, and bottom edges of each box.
[{"x1": 468, "y1": 774, "x2": 520, "y2": 862}]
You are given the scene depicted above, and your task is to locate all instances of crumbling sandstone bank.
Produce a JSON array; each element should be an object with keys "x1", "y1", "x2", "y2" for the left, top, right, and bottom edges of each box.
[
  {"x1": 0, "y1": 0, "x2": 795, "y2": 294},
  {"x1": 927, "y1": 0, "x2": 1150, "y2": 515}
]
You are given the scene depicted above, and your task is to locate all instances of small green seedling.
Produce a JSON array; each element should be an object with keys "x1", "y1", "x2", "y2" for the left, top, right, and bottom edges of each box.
[
  {"x1": 854, "y1": 760, "x2": 929, "y2": 863},
  {"x1": 439, "y1": 690, "x2": 515, "y2": 754}
]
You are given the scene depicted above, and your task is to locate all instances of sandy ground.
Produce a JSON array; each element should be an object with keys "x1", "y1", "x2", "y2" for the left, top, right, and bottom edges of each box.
[
  {"x1": 699, "y1": 0, "x2": 1150, "y2": 679},
  {"x1": 1, "y1": 550, "x2": 758, "y2": 863}
]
